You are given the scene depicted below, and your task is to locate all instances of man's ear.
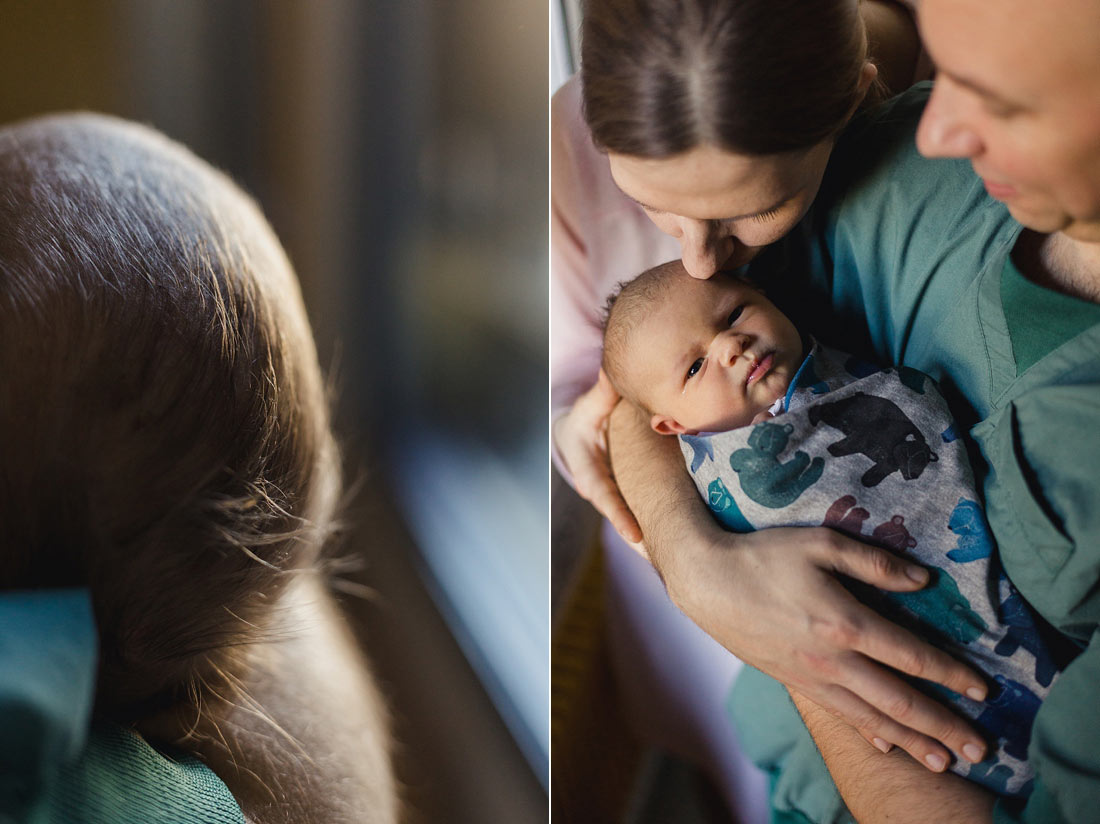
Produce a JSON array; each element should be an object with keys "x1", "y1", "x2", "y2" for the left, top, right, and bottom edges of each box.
[{"x1": 651, "y1": 414, "x2": 690, "y2": 436}]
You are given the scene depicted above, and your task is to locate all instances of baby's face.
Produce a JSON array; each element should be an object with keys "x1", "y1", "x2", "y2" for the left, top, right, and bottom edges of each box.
[{"x1": 632, "y1": 274, "x2": 804, "y2": 435}]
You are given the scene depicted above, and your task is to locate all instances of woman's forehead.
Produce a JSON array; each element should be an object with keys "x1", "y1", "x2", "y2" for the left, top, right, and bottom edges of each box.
[{"x1": 607, "y1": 142, "x2": 822, "y2": 221}]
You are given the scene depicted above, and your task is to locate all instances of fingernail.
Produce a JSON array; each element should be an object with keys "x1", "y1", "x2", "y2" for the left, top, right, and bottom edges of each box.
[
  {"x1": 966, "y1": 687, "x2": 986, "y2": 701},
  {"x1": 924, "y1": 753, "x2": 947, "y2": 771},
  {"x1": 873, "y1": 737, "x2": 891, "y2": 754},
  {"x1": 963, "y1": 743, "x2": 984, "y2": 763},
  {"x1": 906, "y1": 565, "x2": 929, "y2": 584}
]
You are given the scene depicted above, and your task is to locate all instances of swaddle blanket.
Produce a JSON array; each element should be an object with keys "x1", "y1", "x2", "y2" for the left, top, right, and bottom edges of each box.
[{"x1": 679, "y1": 343, "x2": 1061, "y2": 797}]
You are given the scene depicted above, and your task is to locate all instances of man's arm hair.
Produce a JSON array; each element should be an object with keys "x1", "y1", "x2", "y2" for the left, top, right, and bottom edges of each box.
[
  {"x1": 606, "y1": 399, "x2": 723, "y2": 587},
  {"x1": 791, "y1": 691, "x2": 994, "y2": 823}
]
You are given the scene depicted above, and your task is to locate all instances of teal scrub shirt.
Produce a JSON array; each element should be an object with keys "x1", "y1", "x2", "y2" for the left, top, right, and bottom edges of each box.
[{"x1": 737, "y1": 83, "x2": 1100, "y2": 824}]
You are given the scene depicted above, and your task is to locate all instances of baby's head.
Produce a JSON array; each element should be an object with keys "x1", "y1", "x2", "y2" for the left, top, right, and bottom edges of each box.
[
  {"x1": 603, "y1": 261, "x2": 805, "y2": 435},
  {"x1": 0, "y1": 113, "x2": 339, "y2": 716}
]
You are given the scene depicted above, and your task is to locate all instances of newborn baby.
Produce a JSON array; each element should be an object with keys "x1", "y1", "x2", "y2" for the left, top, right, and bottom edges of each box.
[
  {"x1": 602, "y1": 260, "x2": 1066, "y2": 797},
  {"x1": 0, "y1": 112, "x2": 394, "y2": 823}
]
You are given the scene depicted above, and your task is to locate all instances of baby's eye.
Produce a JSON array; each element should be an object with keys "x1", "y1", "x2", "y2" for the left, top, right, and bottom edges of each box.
[
  {"x1": 727, "y1": 306, "x2": 744, "y2": 326},
  {"x1": 686, "y1": 358, "x2": 704, "y2": 380}
]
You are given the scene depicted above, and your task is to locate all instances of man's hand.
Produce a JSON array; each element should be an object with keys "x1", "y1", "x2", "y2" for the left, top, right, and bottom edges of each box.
[
  {"x1": 790, "y1": 689, "x2": 995, "y2": 823},
  {"x1": 607, "y1": 400, "x2": 990, "y2": 773},
  {"x1": 672, "y1": 525, "x2": 991, "y2": 772},
  {"x1": 553, "y1": 369, "x2": 642, "y2": 544}
]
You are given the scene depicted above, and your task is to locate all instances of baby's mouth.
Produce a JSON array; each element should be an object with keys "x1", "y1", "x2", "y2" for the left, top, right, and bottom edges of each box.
[{"x1": 746, "y1": 352, "x2": 774, "y2": 386}]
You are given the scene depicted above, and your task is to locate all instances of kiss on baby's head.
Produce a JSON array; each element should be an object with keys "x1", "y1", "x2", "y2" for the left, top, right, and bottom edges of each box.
[
  {"x1": 602, "y1": 260, "x2": 806, "y2": 435},
  {"x1": 0, "y1": 113, "x2": 339, "y2": 719}
]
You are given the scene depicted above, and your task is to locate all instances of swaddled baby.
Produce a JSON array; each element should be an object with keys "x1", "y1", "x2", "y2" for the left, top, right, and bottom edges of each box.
[{"x1": 601, "y1": 260, "x2": 1065, "y2": 797}]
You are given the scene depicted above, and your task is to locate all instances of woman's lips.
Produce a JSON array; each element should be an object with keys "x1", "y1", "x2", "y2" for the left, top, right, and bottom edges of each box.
[{"x1": 746, "y1": 352, "x2": 774, "y2": 386}]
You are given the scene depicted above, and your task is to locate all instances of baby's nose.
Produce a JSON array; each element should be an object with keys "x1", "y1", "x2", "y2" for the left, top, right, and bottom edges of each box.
[{"x1": 718, "y1": 333, "x2": 749, "y2": 366}]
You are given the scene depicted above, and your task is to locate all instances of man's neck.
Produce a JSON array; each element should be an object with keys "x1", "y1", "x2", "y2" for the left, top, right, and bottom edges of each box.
[{"x1": 1012, "y1": 230, "x2": 1100, "y2": 304}]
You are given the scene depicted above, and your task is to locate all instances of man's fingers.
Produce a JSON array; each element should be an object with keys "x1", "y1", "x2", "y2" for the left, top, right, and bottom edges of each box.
[
  {"x1": 851, "y1": 602, "x2": 988, "y2": 702},
  {"x1": 815, "y1": 534, "x2": 989, "y2": 701},
  {"x1": 837, "y1": 652, "x2": 987, "y2": 766},
  {"x1": 859, "y1": 729, "x2": 893, "y2": 754},
  {"x1": 824, "y1": 533, "x2": 930, "y2": 591},
  {"x1": 818, "y1": 683, "x2": 956, "y2": 772}
]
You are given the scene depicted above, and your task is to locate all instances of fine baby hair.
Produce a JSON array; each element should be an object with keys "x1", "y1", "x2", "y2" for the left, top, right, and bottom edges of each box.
[
  {"x1": 601, "y1": 259, "x2": 682, "y2": 411},
  {"x1": 0, "y1": 113, "x2": 340, "y2": 719}
]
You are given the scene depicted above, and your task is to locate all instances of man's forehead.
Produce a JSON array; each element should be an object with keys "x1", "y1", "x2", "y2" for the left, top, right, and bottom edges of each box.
[{"x1": 920, "y1": 0, "x2": 1100, "y2": 106}]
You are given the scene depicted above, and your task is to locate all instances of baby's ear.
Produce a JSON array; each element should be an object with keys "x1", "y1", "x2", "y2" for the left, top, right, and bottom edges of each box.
[{"x1": 651, "y1": 415, "x2": 690, "y2": 436}]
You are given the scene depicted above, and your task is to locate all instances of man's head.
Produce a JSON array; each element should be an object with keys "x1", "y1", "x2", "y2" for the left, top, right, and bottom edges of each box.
[
  {"x1": 0, "y1": 113, "x2": 339, "y2": 713},
  {"x1": 916, "y1": 0, "x2": 1100, "y2": 242},
  {"x1": 603, "y1": 261, "x2": 804, "y2": 435}
]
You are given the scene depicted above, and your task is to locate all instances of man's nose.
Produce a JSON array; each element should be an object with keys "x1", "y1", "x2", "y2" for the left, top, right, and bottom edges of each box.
[
  {"x1": 916, "y1": 81, "x2": 983, "y2": 159},
  {"x1": 679, "y1": 219, "x2": 733, "y2": 279}
]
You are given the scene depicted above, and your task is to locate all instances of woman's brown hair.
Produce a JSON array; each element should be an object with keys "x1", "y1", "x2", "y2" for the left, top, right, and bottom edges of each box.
[
  {"x1": 581, "y1": 0, "x2": 870, "y2": 156},
  {"x1": 0, "y1": 113, "x2": 340, "y2": 717}
]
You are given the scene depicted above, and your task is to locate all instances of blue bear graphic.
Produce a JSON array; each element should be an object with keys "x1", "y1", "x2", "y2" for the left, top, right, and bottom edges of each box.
[
  {"x1": 996, "y1": 587, "x2": 1058, "y2": 688},
  {"x1": 946, "y1": 498, "x2": 994, "y2": 563},
  {"x1": 706, "y1": 478, "x2": 755, "y2": 533},
  {"x1": 729, "y1": 421, "x2": 824, "y2": 509},
  {"x1": 975, "y1": 674, "x2": 1041, "y2": 762},
  {"x1": 886, "y1": 567, "x2": 987, "y2": 645},
  {"x1": 682, "y1": 434, "x2": 715, "y2": 473},
  {"x1": 965, "y1": 762, "x2": 1015, "y2": 796}
]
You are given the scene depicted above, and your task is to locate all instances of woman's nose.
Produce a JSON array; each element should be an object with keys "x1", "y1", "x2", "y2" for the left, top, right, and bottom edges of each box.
[
  {"x1": 679, "y1": 219, "x2": 733, "y2": 279},
  {"x1": 916, "y1": 80, "x2": 983, "y2": 159}
]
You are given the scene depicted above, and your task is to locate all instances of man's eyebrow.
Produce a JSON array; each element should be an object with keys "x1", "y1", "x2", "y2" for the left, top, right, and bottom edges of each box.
[{"x1": 942, "y1": 70, "x2": 1022, "y2": 109}]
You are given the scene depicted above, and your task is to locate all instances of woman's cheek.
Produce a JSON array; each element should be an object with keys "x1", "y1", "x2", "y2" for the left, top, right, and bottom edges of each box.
[{"x1": 647, "y1": 211, "x2": 681, "y2": 238}]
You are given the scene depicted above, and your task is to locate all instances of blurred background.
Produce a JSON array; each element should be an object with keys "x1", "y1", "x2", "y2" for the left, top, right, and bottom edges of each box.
[{"x1": 0, "y1": 1, "x2": 547, "y2": 821}]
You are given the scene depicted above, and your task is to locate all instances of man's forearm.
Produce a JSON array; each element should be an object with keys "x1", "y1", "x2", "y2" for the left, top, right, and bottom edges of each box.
[
  {"x1": 791, "y1": 691, "x2": 994, "y2": 823},
  {"x1": 606, "y1": 400, "x2": 723, "y2": 582}
]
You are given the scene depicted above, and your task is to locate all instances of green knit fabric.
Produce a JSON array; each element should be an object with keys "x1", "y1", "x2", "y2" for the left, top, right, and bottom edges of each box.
[
  {"x1": 1000, "y1": 254, "x2": 1100, "y2": 374},
  {"x1": 0, "y1": 589, "x2": 244, "y2": 824},
  {"x1": 35, "y1": 722, "x2": 245, "y2": 824}
]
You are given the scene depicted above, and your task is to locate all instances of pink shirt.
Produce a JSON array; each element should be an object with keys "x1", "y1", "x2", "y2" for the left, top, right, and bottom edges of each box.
[{"x1": 550, "y1": 75, "x2": 680, "y2": 480}]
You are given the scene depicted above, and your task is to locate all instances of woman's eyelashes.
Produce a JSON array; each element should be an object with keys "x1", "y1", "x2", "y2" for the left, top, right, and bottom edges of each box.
[
  {"x1": 727, "y1": 305, "x2": 744, "y2": 325},
  {"x1": 751, "y1": 206, "x2": 783, "y2": 222}
]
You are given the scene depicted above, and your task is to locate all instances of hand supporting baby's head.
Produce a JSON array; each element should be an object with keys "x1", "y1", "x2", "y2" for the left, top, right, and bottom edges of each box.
[
  {"x1": 0, "y1": 114, "x2": 340, "y2": 717},
  {"x1": 602, "y1": 260, "x2": 805, "y2": 435}
]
